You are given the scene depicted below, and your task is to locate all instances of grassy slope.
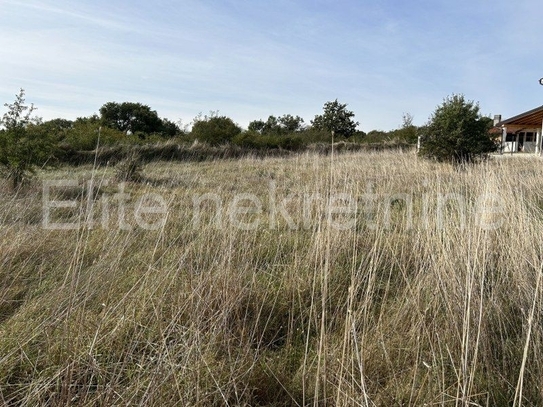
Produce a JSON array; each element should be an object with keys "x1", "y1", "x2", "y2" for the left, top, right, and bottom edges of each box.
[{"x1": 1, "y1": 150, "x2": 543, "y2": 406}]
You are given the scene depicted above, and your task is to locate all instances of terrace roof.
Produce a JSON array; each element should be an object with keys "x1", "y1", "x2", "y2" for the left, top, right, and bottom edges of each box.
[{"x1": 497, "y1": 105, "x2": 543, "y2": 127}]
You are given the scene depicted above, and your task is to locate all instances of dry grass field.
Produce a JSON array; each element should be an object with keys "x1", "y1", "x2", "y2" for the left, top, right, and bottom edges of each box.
[{"x1": 1, "y1": 149, "x2": 543, "y2": 406}]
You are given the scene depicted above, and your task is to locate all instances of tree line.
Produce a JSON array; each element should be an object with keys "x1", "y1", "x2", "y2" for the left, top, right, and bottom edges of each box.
[
  {"x1": 0, "y1": 89, "x2": 496, "y2": 188},
  {"x1": 13, "y1": 93, "x2": 417, "y2": 148}
]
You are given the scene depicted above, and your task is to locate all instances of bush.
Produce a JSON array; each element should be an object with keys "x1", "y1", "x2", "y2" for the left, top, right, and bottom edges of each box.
[
  {"x1": 277, "y1": 135, "x2": 304, "y2": 150},
  {"x1": 419, "y1": 94, "x2": 497, "y2": 163},
  {"x1": 301, "y1": 127, "x2": 336, "y2": 143},
  {"x1": 232, "y1": 131, "x2": 266, "y2": 149},
  {"x1": 191, "y1": 114, "x2": 241, "y2": 146},
  {"x1": 0, "y1": 89, "x2": 56, "y2": 189},
  {"x1": 63, "y1": 121, "x2": 126, "y2": 151},
  {"x1": 233, "y1": 131, "x2": 305, "y2": 151}
]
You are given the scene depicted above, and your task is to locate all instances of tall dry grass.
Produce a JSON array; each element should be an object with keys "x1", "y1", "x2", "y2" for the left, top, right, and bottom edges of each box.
[{"x1": 0, "y1": 150, "x2": 542, "y2": 406}]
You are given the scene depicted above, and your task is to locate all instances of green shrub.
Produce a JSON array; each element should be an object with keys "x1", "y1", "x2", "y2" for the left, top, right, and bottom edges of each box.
[
  {"x1": 233, "y1": 131, "x2": 305, "y2": 151},
  {"x1": 277, "y1": 135, "x2": 304, "y2": 150},
  {"x1": 419, "y1": 94, "x2": 497, "y2": 163},
  {"x1": 0, "y1": 89, "x2": 56, "y2": 189},
  {"x1": 232, "y1": 131, "x2": 266, "y2": 149},
  {"x1": 191, "y1": 114, "x2": 241, "y2": 146},
  {"x1": 63, "y1": 121, "x2": 126, "y2": 151}
]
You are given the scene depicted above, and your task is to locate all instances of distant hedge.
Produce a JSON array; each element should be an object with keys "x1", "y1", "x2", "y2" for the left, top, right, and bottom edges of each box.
[{"x1": 55, "y1": 139, "x2": 414, "y2": 167}]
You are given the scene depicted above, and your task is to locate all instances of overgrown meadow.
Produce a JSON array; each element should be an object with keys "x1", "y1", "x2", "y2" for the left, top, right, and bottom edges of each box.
[{"x1": 1, "y1": 149, "x2": 542, "y2": 406}]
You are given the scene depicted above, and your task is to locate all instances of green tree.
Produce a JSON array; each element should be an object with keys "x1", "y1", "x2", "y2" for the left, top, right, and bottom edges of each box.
[
  {"x1": 248, "y1": 114, "x2": 305, "y2": 135},
  {"x1": 311, "y1": 99, "x2": 359, "y2": 138},
  {"x1": 160, "y1": 118, "x2": 180, "y2": 138},
  {"x1": 191, "y1": 113, "x2": 241, "y2": 145},
  {"x1": 262, "y1": 116, "x2": 280, "y2": 134},
  {"x1": 99, "y1": 102, "x2": 178, "y2": 138},
  {"x1": 247, "y1": 119, "x2": 266, "y2": 134},
  {"x1": 419, "y1": 94, "x2": 497, "y2": 163},
  {"x1": 0, "y1": 89, "x2": 54, "y2": 189},
  {"x1": 278, "y1": 114, "x2": 305, "y2": 133}
]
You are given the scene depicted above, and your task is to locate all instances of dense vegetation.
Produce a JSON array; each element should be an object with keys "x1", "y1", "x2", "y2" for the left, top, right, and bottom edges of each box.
[{"x1": 0, "y1": 90, "x2": 418, "y2": 185}]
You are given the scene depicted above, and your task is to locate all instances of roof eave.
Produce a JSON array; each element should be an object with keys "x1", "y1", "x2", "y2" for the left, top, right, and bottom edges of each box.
[{"x1": 497, "y1": 105, "x2": 543, "y2": 127}]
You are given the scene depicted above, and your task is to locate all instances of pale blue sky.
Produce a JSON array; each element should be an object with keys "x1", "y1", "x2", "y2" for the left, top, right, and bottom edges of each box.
[{"x1": 1, "y1": 0, "x2": 542, "y2": 131}]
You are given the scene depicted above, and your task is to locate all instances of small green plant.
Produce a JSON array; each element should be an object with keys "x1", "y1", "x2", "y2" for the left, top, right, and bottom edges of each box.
[{"x1": 0, "y1": 89, "x2": 54, "y2": 189}]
